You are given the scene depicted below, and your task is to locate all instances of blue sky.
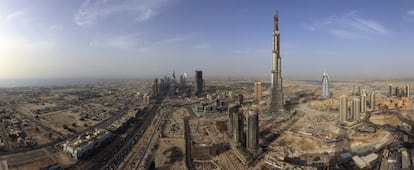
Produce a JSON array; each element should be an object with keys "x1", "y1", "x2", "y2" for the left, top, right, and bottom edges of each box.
[{"x1": 0, "y1": 0, "x2": 414, "y2": 80}]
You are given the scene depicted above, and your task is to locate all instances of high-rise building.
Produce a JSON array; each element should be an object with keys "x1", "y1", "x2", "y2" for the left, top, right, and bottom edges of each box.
[
  {"x1": 340, "y1": 95, "x2": 347, "y2": 122},
  {"x1": 389, "y1": 84, "x2": 393, "y2": 97},
  {"x1": 396, "y1": 87, "x2": 401, "y2": 97},
  {"x1": 254, "y1": 81, "x2": 262, "y2": 103},
  {"x1": 321, "y1": 72, "x2": 330, "y2": 99},
  {"x1": 361, "y1": 94, "x2": 366, "y2": 114},
  {"x1": 352, "y1": 85, "x2": 356, "y2": 96},
  {"x1": 151, "y1": 78, "x2": 159, "y2": 97},
  {"x1": 195, "y1": 70, "x2": 203, "y2": 95},
  {"x1": 247, "y1": 109, "x2": 258, "y2": 150},
  {"x1": 180, "y1": 73, "x2": 187, "y2": 86},
  {"x1": 227, "y1": 105, "x2": 240, "y2": 137},
  {"x1": 353, "y1": 97, "x2": 361, "y2": 122},
  {"x1": 406, "y1": 84, "x2": 410, "y2": 98},
  {"x1": 270, "y1": 10, "x2": 284, "y2": 113},
  {"x1": 238, "y1": 94, "x2": 244, "y2": 105},
  {"x1": 370, "y1": 92, "x2": 376, "y2": 110}
]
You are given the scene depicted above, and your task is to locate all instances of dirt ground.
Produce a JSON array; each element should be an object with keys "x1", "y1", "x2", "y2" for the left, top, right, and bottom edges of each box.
[
  {"x1": 40, "y1": 111, "x2": 95, "y2": 135},
  {"x1": 24, "y1": 128, "x2": 51, "y2": 145},
  {"x1": 370, "y1": 115, "x2": 402, "y2": 126},
  {"x1": 8, "y1": 156, "x2": 55, "y2": 170},
  {"x1": 155, "y1": 139, "x2": 186, "y2": 169},
  {"x1": 52, "y1": 151, "x2": 76, "y2": 167}
]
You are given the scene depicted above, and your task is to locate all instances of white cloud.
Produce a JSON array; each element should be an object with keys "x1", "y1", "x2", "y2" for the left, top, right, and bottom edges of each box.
[
  {"x1": 193, "y1": 43, "x2": 211, "y2": 49},
  {"x1": 4, "y1": 8, "x2": 33, "y2": 25},
  {"x1": 90, "y1": 33, "x2": 142, "y2": 49},
  {"x1": 304, "y1": 11, "x2": 388, "y2": 39},
  {"x1": 90, "y1": 33, "x2": 191, "y2": 50},
  {"x1": 404, "y1": 10, "x2": 414, "y2": 22},
  {"x1": 330, "y1": 29, "x2": 370, "y2": 40},
  {"x1": 74, "y1": 0, "x2": 171, "y2": 26}
]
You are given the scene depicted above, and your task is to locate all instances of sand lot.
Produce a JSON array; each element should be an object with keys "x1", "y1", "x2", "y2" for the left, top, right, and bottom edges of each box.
[
  {"x1": 40, "y1": 111, "x2": 97, "y2": 135},
  {"x1": 370, "y1": 115, "x2": 402, "y2": 126}
]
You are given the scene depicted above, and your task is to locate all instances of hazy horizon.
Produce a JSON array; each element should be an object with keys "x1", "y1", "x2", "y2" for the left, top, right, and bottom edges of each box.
[{"x1": 1, "y1": 0, "x2": 414, "y2": 81}]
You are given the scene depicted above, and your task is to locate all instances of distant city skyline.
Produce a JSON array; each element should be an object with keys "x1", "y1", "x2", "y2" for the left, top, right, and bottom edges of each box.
[{"x1": 1, "y1": 0, "x2": 414, "y2": 81}]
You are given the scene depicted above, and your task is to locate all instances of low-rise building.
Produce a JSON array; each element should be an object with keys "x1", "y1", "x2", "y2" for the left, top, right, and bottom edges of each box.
[{"x1": 63, "y1": 129, "x2": 112, "y2": 160}]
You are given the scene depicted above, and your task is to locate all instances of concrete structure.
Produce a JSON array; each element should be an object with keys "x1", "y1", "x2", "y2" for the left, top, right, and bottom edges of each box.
[
  {"x1": 143, "y1": 94, "x2": 150, "y2": 105},
  {"x1": 191, "y1": 143, "x2": 216, "y2": 160},
  {"x1": 321, "y1": 72, "x2": 330, "y2": 99},
  {"x1": 247, "y1": 109, "x2": 258, "y2": 151},
  {"x1": 340, "y1": 95, "x2": 347, "y2": 122},
  {"x1": 254, "y1": 81, "x2": 262, "y2": 103},
  {"x1": 151, "y1": 78, "x2": 159, "y2": 98},
  {"x1": 227, "y1": 105, "x2": 240, "y2": 137},
  {"x1": 179, "y1": 73, "x2": 187, "y2": 86},
  {"x1": 353, "y1": 97, "x2": 361, "y2": 122},
  {"x1": 389, "y1": 84, "x2": 393, "y2": 97},
  {"x1": 406, "y1": 84, "x2": 410, "y2": 98},
  {"x1": 63, "y1": 129, "x2": 112, "y2": 160},
  {"x1": 401, "y1": 149, "x2": 410, "y2": 170},
  {"x1": 370, "y1": 92, "x2": 376, "y2": 110},
  {"x1": 270, "y1": 10, "x2": 284, "y2": 113},
  {"x1": 195, "y1": 70, "x2": 203, "y2": 95},
  {"x1": 352, "y1": 153, "x2": 379, "y2": 169},
  {"x1": 232, "y1": 108, "x2": 245, "y2": 145},
  {"x1": 360, "y1": 94, "x2": 366, "y2": 114},
  {"x1": 226, "y1": 106, "x2": 261, "y2": 166}
]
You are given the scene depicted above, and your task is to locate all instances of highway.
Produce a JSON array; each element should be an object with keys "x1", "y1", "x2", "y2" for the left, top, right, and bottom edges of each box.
[
  {"x1": 98, "y1": 98, "x2": 164, "y2": 170},
  {"x1": 184, "y1": 106, "x2": 197, "y2": 170},
  {"x1": 68, "y1": 103, "x2": 156, "y2": 170},
  {"x1": 133, "y1": 107, "x2": 166, "y2": 169}
]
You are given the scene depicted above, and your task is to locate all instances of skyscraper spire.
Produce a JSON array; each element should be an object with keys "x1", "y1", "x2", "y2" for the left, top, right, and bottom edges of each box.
[{"x1": 274, "y1": 10, "x2": 279, "y2": 31}]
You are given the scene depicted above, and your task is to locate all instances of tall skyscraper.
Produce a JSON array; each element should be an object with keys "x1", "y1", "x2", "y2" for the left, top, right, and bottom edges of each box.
[
  {"x1": 254, "y1": 81, "x2": 262, "y2": 103},
  {"x1": 151, "y1": 78, "x2": 159, "y2": 98},
  {"x1": 227, "y1": 105, "x2": 240, "y2": 137},
  {"x1": 361, "y1": 94, "x2": 366, "y2": 114},
  {"x1": 353, "y1": 97, "x2": 361, "y2": 122},
  {"x1": 370, "y1": 92, "x2": 376, "y2": 110},
  {"x1": 270, "y1": 10, "x2": 284, "y2": 113},
  {"x1": 406, "y1": 84, "x2": 410, "y2": 98},
  {"x1": 340, "y1": 95, "x2": 347, "y2": 122},
  {"x1": 247, "y1": 109, "x2": 258, "y2": 150},
  {"x1": 195, "y1": 70, "x2": 203, "y2": 95},
  {"x1": 232, "y1": 110, "x2": 240, "y2": 144},
  {"x1": 179, "y1": 73, "x2": 187, "y2": 86},
  {"x1": 321, "y1": 72, "x2": 330, "y2": 99},
  {"x1": 352, "y1": 84, "x2": 356, "y2": 96},
  {"x1": 389, "y1": 84, "x2": 393, "y2": 97}
]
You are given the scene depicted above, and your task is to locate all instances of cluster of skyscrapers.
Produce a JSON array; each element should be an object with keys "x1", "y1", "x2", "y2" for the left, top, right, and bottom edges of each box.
[
  {"x1": 227, "y1": 105, "x2": 259, "y2": 151},
  {"x1": 388, "y1": 84, "x2": 410, "y2": 98},
  {"x1": 149, "y1": 70, "x2": 204, "y2": 99},
  {"x1": 339, "y1": 89, "x2": 376, "y2": 123}
]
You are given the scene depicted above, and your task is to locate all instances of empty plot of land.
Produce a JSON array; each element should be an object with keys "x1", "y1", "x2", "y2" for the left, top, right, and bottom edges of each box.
[
  {"x1": 155, "y1": 139, "x2": 186, "y2": 170},
  {"x1": 370, "y1": 115, "x2": 402, "y2": 126},
  {"x1": 40, "y1": 111, "x2": 97, "y2": 135}
]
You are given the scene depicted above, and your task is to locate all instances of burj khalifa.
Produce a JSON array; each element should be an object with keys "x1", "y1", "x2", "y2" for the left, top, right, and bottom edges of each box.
[{"x1": 270, "y1": 10, "x2": 283, "y2": 113}]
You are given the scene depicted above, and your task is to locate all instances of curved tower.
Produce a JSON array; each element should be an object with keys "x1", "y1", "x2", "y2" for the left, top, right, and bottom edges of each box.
[
  {"x1": 321, "y1": 72, "x2": 330, "y2": 99},
  {"x1": 270, "y1": 10, "x2": 283, "y2": 113}
]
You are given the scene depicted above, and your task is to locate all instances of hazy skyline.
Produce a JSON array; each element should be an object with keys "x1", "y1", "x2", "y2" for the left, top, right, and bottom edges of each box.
[{"x1": 1, "y1": 0, "x2": 414, "y2": 81}]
